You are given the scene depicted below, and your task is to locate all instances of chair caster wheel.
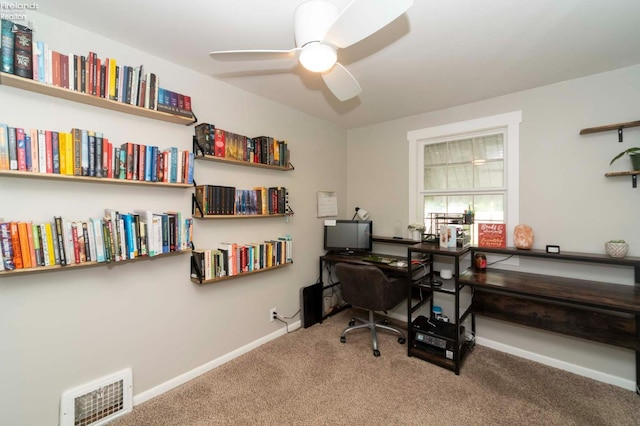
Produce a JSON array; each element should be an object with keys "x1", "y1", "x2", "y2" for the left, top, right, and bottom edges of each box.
[
  {"x1": 398, "y1": 337, "x2": 406, "y2": 344},
  {"x1": 349, "y1": 319, "x2": 356, "y2": 326},
  {"x1": 340, "y1": 336, "x2": 346, "y2": 343},
  {"x1": 373, "y1": 349, "x2": 381, "y2": 357}
]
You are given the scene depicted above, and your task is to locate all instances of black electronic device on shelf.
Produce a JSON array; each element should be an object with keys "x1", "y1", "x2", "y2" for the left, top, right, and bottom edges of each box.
[{"x1": 411, "y1": 315, "x2": 465, "y2": 360}]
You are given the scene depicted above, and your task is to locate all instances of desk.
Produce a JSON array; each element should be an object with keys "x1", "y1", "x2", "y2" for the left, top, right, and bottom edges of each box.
[
  {"x1": 459, "y1": 247, "x2": 640, "y2": 394},
  {"x1": 315, "y1": 252, "x2": 423, "y2": 324}
]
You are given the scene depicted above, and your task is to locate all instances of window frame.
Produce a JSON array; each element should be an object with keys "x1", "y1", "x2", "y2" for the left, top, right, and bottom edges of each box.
[{"x1": 407, "y1": 111, "x2": 522, "y2": 247}]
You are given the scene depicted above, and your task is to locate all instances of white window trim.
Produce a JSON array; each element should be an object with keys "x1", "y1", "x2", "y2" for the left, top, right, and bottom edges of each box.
[{"x1": 407, "y1": 111, "x2": 522, "y2": 247}]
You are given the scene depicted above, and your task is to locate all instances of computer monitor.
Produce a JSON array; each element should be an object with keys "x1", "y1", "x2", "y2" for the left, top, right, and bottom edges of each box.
[{"x1": 324, "y1": 220, "x2": 373, "y2": 255}]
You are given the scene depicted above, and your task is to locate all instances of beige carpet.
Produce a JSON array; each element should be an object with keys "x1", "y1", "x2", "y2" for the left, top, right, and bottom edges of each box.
[{"x1": 112, "y1": 309, "x2": 640, "y2": 425}]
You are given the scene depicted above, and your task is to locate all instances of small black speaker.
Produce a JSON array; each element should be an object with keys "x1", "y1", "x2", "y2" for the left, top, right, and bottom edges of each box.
[{"x1": 301, "y1": 283, "x2": 323, "y2": 328}]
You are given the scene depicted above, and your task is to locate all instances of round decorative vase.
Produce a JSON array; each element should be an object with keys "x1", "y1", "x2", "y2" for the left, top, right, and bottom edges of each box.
[
  {"x1": 605, "y1": 241, "x2": 628, "y2": 258},
  {"x1": 513, "y1": 224, "x2": 534, "y2": 249}
]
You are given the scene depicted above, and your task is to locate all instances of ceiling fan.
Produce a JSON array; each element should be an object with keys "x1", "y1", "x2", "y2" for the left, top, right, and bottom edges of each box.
[{"x1": 209, "y1": 0, "x2": 413, "y2": 102}]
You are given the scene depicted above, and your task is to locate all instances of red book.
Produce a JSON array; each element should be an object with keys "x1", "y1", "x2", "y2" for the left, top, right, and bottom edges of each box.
[
  {"x1": 51, "y1": 51, "x2": 61, "y2": 87},
  {"x1": 104, "y1": 138, "x2": 112, "y2": 178},
  {"x1": 95, "y1": 57, "x2": 101, "y2": 98},
  {"x1": 138, "y1": 144, "x2": 146, "y2": 181},
  {"x1": 214, "y1": 128, "x2": 225, "y2": 158},
  {"x1": 184, "y1": 96, "x2": 192, "y2": 112},
  {"x1": 478, "y1": 223, "x2": 507, "y2": 248}
]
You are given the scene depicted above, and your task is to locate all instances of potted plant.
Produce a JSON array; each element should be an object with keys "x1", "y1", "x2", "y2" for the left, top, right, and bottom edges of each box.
[
  {"x1": 407, "y1": 223, "x2": 426, "y2": 241},
  {"x1": 605, "y1": 239, "x2": 628, "y2": 258},
  {"x1": 610, "y1": 147, "x2": 640, "y2": 170}
]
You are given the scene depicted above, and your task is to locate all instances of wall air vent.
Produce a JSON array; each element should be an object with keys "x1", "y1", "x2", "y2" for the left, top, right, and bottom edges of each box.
[{"x1": 60, "y1": 368, "x2": 133, "y2": 426}]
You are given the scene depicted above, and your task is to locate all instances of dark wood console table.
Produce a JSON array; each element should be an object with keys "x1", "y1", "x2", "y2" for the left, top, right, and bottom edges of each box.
[{"x1": 459, "y1": 247, "x2": 640, "y2": 394}]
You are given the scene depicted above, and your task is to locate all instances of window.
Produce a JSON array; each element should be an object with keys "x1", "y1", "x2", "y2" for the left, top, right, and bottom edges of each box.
[{"x1": 407, "y1": 112, "x2": 521, "y2": 246}]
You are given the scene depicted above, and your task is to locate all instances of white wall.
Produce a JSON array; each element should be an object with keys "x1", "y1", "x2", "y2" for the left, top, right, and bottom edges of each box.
[
  {"x1": 347, "y1": 64, "x2": 640, "y2": 390},
  {"x1": 0, "y1": 12, "x2": 347, "y2": 426}
]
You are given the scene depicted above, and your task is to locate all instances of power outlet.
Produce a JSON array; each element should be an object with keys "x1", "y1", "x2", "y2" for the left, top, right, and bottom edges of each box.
[{"x1": 269, "y1": 308, "x2": 277, "y2": 322}]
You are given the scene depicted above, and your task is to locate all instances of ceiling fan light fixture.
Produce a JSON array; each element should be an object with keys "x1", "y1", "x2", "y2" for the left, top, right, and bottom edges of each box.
[{"x1": 299, "y1": 43, "x2": 337, "y2": 73}]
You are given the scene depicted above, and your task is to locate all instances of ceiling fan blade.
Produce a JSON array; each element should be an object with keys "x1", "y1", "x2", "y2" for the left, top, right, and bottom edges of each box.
[
  {"x1": 321, "y1": 62, "x2": 361, "y2": 102},
  {"x1": 323, "y1": 0, "x2": 413, "y2": 49},
  {"x1": 209, "y1": 48, "x2": 301, "y2": 62}
]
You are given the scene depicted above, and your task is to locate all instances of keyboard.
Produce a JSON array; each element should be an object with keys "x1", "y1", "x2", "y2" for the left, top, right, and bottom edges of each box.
[{"x1": 361, "y1": 255, "x2": 393, "y2": 264}]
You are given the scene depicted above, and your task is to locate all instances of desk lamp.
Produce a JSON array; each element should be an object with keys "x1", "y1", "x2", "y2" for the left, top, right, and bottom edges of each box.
[{"x1": 352, "y1": 207, "x2": 370, "y2": 221}]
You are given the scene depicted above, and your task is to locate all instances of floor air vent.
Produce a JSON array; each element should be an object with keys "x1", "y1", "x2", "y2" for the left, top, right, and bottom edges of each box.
[{"x1": 60, "y1": 368, "x2": 133, "y2": 426}]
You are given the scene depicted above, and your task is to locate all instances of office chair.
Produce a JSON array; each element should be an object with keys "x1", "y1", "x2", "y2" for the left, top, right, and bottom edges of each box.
[{"x1": 335, "y1": 263, "x2": 406, "y2": 357}]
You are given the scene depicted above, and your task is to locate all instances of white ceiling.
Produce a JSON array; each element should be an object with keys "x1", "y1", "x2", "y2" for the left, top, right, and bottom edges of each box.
[{"x1": 34, "y1": 0, "x2": 640, "y2": 129}]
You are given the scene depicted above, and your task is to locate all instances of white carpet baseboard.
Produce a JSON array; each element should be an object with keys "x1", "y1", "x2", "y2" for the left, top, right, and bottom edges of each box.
[
  {"x1": 133, "y1": 320, "x2": 301, "y2": 406},
  {"x1": 476, "y1": 336, "x2": 636, "y2": 392}
]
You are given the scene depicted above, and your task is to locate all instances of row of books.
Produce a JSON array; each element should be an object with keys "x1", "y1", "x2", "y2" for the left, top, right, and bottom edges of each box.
[
  {"x1": 194, "y1": 123, "x2": 291, "y2": 167},
  {"x1": 191, "y1": 236, "x2": 292, "y2": 280},
  {"x1": 0, "y1": 124, "x2": 194, "y2": 184},
  {"x1": 194, "y1": 185, "x2": 289, "y2": 216},
  {"x1": 0, "y1": 210, "x2": 193, "y2": 272},
  {"x1": 0, "y1": 19, "x2": 193, "y2": 117}
]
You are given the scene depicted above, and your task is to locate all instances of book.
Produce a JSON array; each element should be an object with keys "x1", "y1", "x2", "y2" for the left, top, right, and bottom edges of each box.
[
  {"x1": 0, "y1": 123, "x2": 8, "y2": 170},
  {"x1": 17, "y1": 222, "x2": 32, "y2": 268},
  {"x1": 10, "y1": 222, "x2": 23, "y2": 269},
  {"x1": 1, "y1": 19, "x2": 15, "y2": 74},
  {"x1": 44, "y1": 130, "x2": 53, "y2": 173},
  {"x1": 51, "y1": 131, "x2": 60, "y2": 174},
  {"x1": 12, "y1": 22, "x2": 33, "y2": 79},
  {"x1": 29, "y1": 128, "x2": 38, "y2": 172},
  {"x1": 190, "y1": 249, "x2": 205, "y2": 279},
  {"x1": 0, "y1": 222, "x2": 15, "y2": 270},
  {"x1": 72, "y1": 128, "x2": 82, "y2": 176},
  {"x1": 32, "y1": 224, "x2": 43, "y2": 267},
  {"x1": 90, "y1": 217, "x2": 106, "y2": 262},
  {"x1": 477, "y1": 223, "x2": 507, "y2": 248},
  {"x1": 15, "y1": 128, "x2": 26, "y2": 171},
  {"x1": 54, "y1": 216, "x2": 67, "y2": 265},
  {"x1": 7, "y1": 127, "x2": 17, "y2": 170}
]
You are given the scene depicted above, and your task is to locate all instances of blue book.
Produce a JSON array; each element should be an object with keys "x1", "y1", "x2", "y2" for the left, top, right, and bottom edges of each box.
[
  {"x1": 51, "y1": 132, "x2": 60, "y2": 174},
  {"x1": 170, "y1": 147, "x2": 178, "y2": 183},
  {"x1": 150, "y1": 146, "x2": 158, "y2": 182},
  {"x1": 144, "y1": 144, "x2": 152, "y2": 181},
  {"x1": 121, "y1": 213, "x2": 135, "y2": 259},
  {"x1": 24, "y1": 135, "x2": 32, "y2": 171},
  {"x1": 36, "y1": 41, "x2": 45, "y2": 82},
  {"x1": 187, "y1": 152, "x2": 194, "y2": 184},
  {"x1": 1, "y1": 20, "x2": 14, "y2": 74},
  {"x1": 160, "y1": 213, "x2": 169, "y2": 253}
]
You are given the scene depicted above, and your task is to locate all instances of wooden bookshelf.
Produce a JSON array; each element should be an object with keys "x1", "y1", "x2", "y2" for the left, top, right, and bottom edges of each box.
[
  {"x1": 604, "y1": 170, "x2": 639, "y2": 188},
  {"x1": 0, "y1": 249, "x2": 190, "y2": 277},
  {"x1": 0, "y1": 72, "x2": 195, "y2": 125},
  {"x1": 191, "y1": 262, "x2": 291, "y2": 285},
  {"x1": 580, "y1": 120, "x2": 640, "y2": 135},
  {"x1": 194, "y1": 213, "x2": 290, "y2": 219},
  {"x1": 194, "y1": 153, "x2": 293, "y2": 171},
  {"x1": 0, "y1": 169, "x2": 193, "y2": 187}
]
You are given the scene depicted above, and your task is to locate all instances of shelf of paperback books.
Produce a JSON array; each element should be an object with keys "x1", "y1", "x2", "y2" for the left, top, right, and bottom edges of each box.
[
  {"x1": 0, "y1": 170, "x2": 192, "y2": 188},
  {"x1": 190, "y1": 237, "x2": 293, "y2": 284},
  {"x1": 194, "y1": 154, "x2": 294, "y2": 171},
  {"x1": 0, "y1": 211, "x2": 193, "y2": 276},
  {"x1": 190, "y1": 262, "x2": 292, "y2": 285},
  {"x1": 0, "y1": 72, "x2": 195, "y2": 126},
  {"x1": 0, "y1": 249, "x2": 189, "y2": 277}
]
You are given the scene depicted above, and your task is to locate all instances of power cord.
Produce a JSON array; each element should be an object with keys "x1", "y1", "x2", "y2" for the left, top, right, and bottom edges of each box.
[{"x1": 272, "y1": 309, "x2": 301, "y2": 333}]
